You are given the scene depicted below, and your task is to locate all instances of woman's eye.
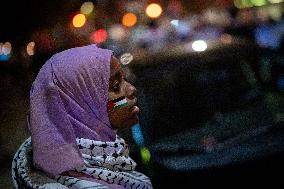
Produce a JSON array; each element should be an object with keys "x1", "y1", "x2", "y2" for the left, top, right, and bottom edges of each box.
[{"x1": 113, "y1": 81, "x2": 120, "y2": 90}]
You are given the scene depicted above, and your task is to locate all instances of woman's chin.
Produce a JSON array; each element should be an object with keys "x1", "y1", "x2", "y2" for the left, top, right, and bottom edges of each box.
[
  {"x1": 111, "y1": 115, "x2": 139, "y2": 130},
  {"x1": 126, "y1": 115, "x2": 139, "y2": 128}
]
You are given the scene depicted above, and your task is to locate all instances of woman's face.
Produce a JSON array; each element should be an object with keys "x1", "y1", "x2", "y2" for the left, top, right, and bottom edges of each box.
[{"x1": 108, "y1": 56, "x2": 139, "y2": 129}]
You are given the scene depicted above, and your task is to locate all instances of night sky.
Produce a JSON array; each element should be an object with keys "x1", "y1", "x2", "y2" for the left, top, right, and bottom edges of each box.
[
  {"x1": 0, "y1": 0, "x2": 82, "y2": 43},
  {"x1": 0, "y1": 0, "x2": 216, "y2": 43}
]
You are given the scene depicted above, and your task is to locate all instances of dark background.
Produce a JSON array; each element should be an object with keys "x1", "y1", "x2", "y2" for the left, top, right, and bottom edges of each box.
[{"x1": 1, "y1": 0, "x2": 284, "y2": 188}]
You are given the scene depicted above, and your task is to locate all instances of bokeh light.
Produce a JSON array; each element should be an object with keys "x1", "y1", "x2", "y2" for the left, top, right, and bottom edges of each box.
[
  {"x1": 234, "y1": 0, "x2": 274, "y2": 8},
  {"x1": 268, "y1": 5, "x2": 283, "y2": 21},
  {"x1": 220, "y1": 34, "x2": 233, "y2": 44},
  {"x1": 268, "y1": 0, "x2": 283, "y2": 3},
  {"x1": 234, "y1": 0, "x2": 253, "y2": 8},
  {"x1": 90, "y1": 29, "x2": 108, "y2": 44},
  {"x1": 26, "y1": 41, "x2": 36, "y2": 56},
  {"x1": 174, "y1": 20, "x2": 191, "y2": 37},
  {"x1": 120, "y1": 53, "x2": 133, "y2": 65},
  {"x1": 146, "y1": 3, "x2": 163, "y2": 18},
  {"x1": 109, "y1": 25, "x2": 128, "y2": 41},
  {"x1": 140, "y1": 147, "x2": 151, "y2": 164},
  {"x1": 72, "y1": 14, "x2": 86, "y2": 28},
  {"x1": 192, "y1": 40, "x2": 208, "y2": 52},
  {"x1": 2, "y1": 42, "x2": 12, "y2": 55},
  {"x1": 170, "y1": 19, "x2": 179, "y2": 27},
  {"x1": 80, "y1": 1, "x2": 94, "y2": 15},
  {"x1": 131, "y1": 25, "x2": 147, "y2": 43},
  {"x1": 0, "y1": 42, "x2": 12, "y2": 61},
  {"x1": 131, "y1": 123, "x2": 144, "y2": 146},
  {"x1": 251, "y1": 0, "x2": 267, "y2": 6},
  {"x1": 122, "y1": 13, "x2": 137, "y2": 27}
]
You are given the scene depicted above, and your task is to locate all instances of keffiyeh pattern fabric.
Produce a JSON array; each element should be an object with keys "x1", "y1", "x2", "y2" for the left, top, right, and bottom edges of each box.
[{"x1": 12, "y1": 136, "x2": 152, "y2": 189}]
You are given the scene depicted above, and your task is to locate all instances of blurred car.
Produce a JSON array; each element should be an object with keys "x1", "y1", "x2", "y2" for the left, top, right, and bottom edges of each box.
[{"x1": 127, "y1": 37, "x2": 284, "y2": 188}]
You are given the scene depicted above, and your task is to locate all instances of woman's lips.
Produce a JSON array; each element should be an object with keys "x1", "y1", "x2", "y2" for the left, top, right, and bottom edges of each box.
[
  {"x1": 132, "y1": 105, "x2": 140, "y2": 114},
  {"x1": 127, "y1": 97, "x2": 139, "y2": 118},
  {"x1": 129, "y1": 105, "x2": 140, "y2": 118},
  {"x1": 129, "y1": 106, "x2": 139, "y2": 125}
]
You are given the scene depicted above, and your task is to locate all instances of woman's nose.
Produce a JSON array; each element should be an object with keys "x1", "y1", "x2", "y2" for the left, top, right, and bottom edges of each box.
[{"x1": 125, "y1": 82, "x2": 136, "y2": 99}]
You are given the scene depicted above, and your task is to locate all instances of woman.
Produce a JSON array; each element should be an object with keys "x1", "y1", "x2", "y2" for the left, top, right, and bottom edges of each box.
[{"x1": 12, "y1": 45, "x2": 152, "y2": 189}]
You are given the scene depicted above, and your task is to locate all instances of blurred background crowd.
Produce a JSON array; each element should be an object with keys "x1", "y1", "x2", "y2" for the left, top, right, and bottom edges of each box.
[
  {"x1": 1, "y1": 0, "x2": 284, "y2": 188},
  {"x1": 1, "y1": 0, "x2": 283, "y2": 64}
]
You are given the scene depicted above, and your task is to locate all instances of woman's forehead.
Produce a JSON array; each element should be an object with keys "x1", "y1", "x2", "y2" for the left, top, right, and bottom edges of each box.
[{"x1": 110, "y1": 56, "x2": 123, "y2": 78}]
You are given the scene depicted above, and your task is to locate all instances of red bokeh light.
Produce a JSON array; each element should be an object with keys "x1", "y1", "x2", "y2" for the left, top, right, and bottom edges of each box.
[{"x1": 90, "y1": 29, "x2": 108, "y2": 44}]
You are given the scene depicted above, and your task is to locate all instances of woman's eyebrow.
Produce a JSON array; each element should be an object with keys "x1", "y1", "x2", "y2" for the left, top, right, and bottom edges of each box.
[{"x1": 111, "y1": 70, "x2": 123, "y2": 81}]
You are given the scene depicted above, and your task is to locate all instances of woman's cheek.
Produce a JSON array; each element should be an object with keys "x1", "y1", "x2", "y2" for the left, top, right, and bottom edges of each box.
[{"x1": 108, "y1": 107, "x2": 129, "y2": 129}]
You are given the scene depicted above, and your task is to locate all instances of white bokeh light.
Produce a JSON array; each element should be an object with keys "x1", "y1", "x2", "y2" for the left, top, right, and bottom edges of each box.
[
  {"x1": 192, "y1": 40, "x2": 207, "y2": 52},
  {"x1": 80, "y1": 1, "x2": 94, "y2": 15},
  {"x1": 109, "y1": 25, "x2": 127, "y2": 41},
  {"x1": 170, "y1": 19, "x2": 179, "y2": 27},
  {"x1": 120, "y1": 53, "x2": 133, "y2": 65}
]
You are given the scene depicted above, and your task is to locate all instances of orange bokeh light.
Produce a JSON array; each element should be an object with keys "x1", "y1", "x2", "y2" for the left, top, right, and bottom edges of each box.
[
  {"x1": 72, "y1": 14, "x2": 86, "y2": 28},
  {"x1": 26, "y1": 41, "x2": 36, "y2": 56},
  {"x1": 122, "y1": 13, "x2": 137, "y2": 27}
]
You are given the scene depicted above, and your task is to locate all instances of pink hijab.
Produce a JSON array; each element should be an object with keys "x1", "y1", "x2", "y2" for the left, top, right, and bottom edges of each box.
[{"x1": 29, "y1": 45, "x2": 116, "y2": 177}]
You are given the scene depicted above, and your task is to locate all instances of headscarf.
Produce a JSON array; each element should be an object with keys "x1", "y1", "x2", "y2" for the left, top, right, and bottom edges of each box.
[{"x1": 29, "y1": 45, "x2": 116, "y2": 177}]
